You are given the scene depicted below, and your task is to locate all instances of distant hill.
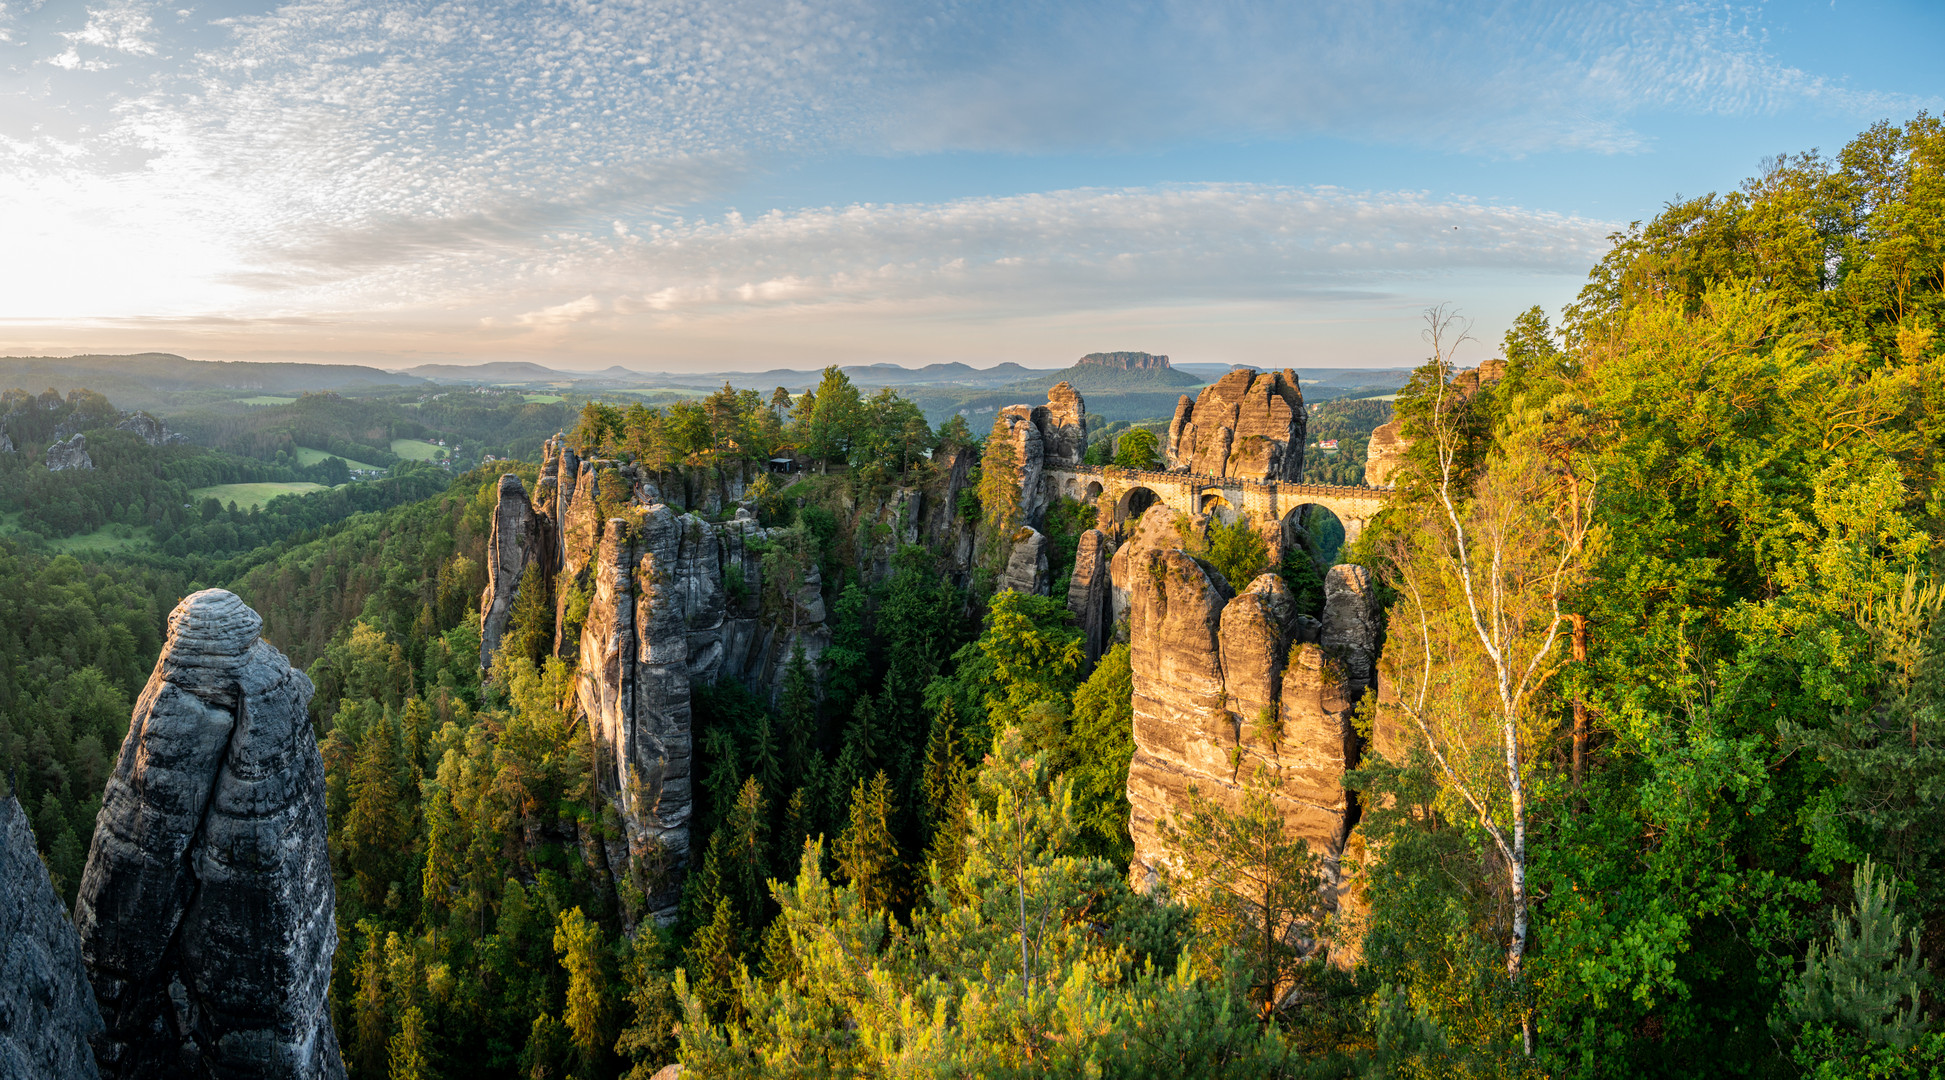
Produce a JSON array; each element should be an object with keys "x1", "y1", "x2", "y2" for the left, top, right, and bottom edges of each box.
[
  {"x1": 401, "y1": 361, "x2": 568, "y2": 383},
  {"x1": 1003, "y1": 351, "x2": 1200, "y2": 394},
  {"x1": 0, "y1": 353, "x2": 423, "y2": 413}
]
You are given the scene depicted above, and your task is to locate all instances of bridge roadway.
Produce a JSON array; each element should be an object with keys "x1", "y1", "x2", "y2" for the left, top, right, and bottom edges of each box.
[{"x1": 1047, "y1": 464, "x2": 1391, "y2": 547}]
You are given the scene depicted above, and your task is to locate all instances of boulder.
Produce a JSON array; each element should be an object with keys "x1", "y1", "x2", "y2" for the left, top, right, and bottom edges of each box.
[
  {"x1": 0, "y1": 794, "x2": 103, "y2": 1080},
  {"x1": 1166, "y1": 368, "x2": 1306, "y2": 481},
  {"x1": 46, "y1": 434, "x2": 93, "y2": 472},
  {"x1": 999, "y1": 526, "x2": 1049, "y2": 595},
  {"x1": 75, "y1": 589, "x2": 343, "y2": 1079}
]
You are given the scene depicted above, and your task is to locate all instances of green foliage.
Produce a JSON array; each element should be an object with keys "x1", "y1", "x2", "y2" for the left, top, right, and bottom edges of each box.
[
  {"x1": 1067, "y1": 643, "x2": 1136, "y2": 862},
  {"x1": 674, "y1": 731, "x2": 1309, "y2": 1078},
  {"x1": 1114, "y1": 426, "x2": 1162, "y2": 469},
  {"x1": 1199, "y1": 513, "x2": 1271, "y2": 592},
  {"x1": 1779, "y1": 859, "x2": 1929, "y2": 1050}
]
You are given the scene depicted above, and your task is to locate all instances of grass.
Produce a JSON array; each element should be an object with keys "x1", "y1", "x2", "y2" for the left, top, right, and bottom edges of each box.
[
  {"x1": 523, "y1": 393, "x2": 565, "y2": 404},
  {"x1": 47, "y1": 524, "x2": 154, "y2": 556},
  {"x1": 391, "y1": 438, "x2": 447, "y2": 461},
  {"x1": 236, "y1": 395, "x2": 299, "y2": 406},
  {"x1": 293, "y1": 446, "x2": 382, "y2": 470},
  {"x1": 190, "y1": 482, "x2": 331, "y2": 509}
]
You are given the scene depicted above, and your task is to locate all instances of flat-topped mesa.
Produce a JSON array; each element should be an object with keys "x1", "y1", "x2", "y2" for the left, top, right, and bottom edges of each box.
[
  {"x1": 75, "y1": 589, "x2": 343, "y2": 1079},
  {"x1": 1114, "y1": 504, "x2": 1380, "y2": 933},
  {"x1": 1166, "y1": 368, "x2": 1306, "y2": 482},
  {"x1": 1, "y1": 794, "x2": 104, "y2": 1080},
  {"x1": 1077, "y1": 350, "x2": 1172, "y2": 372}
]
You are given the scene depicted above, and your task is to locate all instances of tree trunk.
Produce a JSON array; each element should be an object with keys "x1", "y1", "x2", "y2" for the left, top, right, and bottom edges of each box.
[{"x1": 1571, "y1": 613, "x2": 1588, "y2": 786}]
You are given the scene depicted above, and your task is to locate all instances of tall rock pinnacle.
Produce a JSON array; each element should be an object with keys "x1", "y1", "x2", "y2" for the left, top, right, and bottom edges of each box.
[
  {"x1": 1, "y1": 793, "x2": 104, "y2": 1079},
  {"x1": 74, "y1": 589, "x2": 344, "y2": 1079}
]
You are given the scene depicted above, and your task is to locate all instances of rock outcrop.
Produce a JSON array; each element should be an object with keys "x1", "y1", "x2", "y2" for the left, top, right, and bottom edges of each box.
[
  {"x1": 1067, "y1": 529, "x2": 1116, "y2": 665},
  {"x1": 0, "y1": 429, "x2": 14, "y2": 454},
  {"x1": 75, "y1": 589, "x2": 343, "y2": 1079},
  {"x1": 114, "y1": 413, "x2": 185, "y2": 447},
  {"x1": 999, "y1": 526, "x2": 1049, "y2": 595},
  {"x1": 1, "y1": 794, "x2": 103, "y2": 1080},
  {"x1": 1362, "y1": 416, "x2": 1409, "y2": 488},
  {"x1": 988, "y1": 384, "x2": 1090, "y2": 534},
  {"x1": 1038, "y1": 381, "x2": 1087, "y2": 469},
  {"x1": 1166, "y1": 368, "x2": 1306, "y2": 481},
  {"x1": 1116, "y1": 503, "x2": 1380, "y2": 922},
  {"x1": 47, "y1": 434, "x2": 93, "y2": 472},
  {"x1": 480, "y1": 474, "x2": 544, "y2": 669}
]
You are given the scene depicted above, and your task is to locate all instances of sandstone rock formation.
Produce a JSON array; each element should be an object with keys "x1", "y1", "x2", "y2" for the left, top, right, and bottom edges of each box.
[
  {"x1": 991, "y1": 405, "x2": 1048, "y2": 529},
  {"x1": 75, "y1": 589, "x2": 343, "y2": 1079},
  {"x1": 47, "y1": 433, "x2": 93, "y2": 472},
  {"x1": 1115, "y1": 503, "x2": 1380, "y2": 920},
  {"x1": 480, "y1": 474, "x2": 543, "y2": 669},
  {"x1": 1066, "y1": 528, "x2": 1116, "y2": 664},
  {"x1": 1037, "y1": 381, "x2": 1087, "y2": 469},
  {"x1": 1078, "y1": 351, "x2": 1173, "y2": 372},
  {"x1": 113, "y1": 413, "x2": 185, "y2": 447},
  {"x1": 0, "y1": 429, "x2": 14, "y2": 454},
  {"x1": 1, "y1": 794, "x2": 103, "y2": 1080},
  {"x1": 1166, "y1": 368, "x2": 1306, "y2": 481},
  {"x1": 999, "y1": 526, "x2": 1048, "y2": 595},
  {"x1": 988, "y1": 384, "x2": 1090, "y2": 535},
  {"x1": 1362, "y1": 416, "x2": 1410, "y2": 488}
]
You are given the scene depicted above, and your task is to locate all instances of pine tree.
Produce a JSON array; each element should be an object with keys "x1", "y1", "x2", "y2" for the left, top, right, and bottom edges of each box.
[
  {"x1": 778, "y1": 644, "x2": 818, "y2": 785},
  {"x1": 345, "y1": 713, "x2": 406, "y2": 910},
  {"x1": 747, "y1": 713, "x2": 782, "y2": 812},
  {"x1": 388, "y1": 1006, "x2": 432, "y2": 1080},
  {"x1": 1779, "y1": 858, "x2": 1930, "y2": 1048},
  {"x1": 553, "y1": 906, "x2": 611, "y2": 1077},
  {"x1": 352, "y1": 927, "x2": 389, "y2": 1080},
  {"x1": 835, "y1": 771, "x2": 902, "y2": 913},
  {"x1": 921, "y1": 701, "x2": 961, "y2": 841},
  {"x1": 685, "y1": 896, "x2": 745, "y2": 1024},
  {"x1": 721, "y1": 777, "x2": 773, "y2": 931}
]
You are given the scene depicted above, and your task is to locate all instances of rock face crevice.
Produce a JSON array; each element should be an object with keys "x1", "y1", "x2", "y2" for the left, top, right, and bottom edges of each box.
[
  {"x1": 1, "y1": 794, "x2": 104, "y2": 1080},
  {"x1": 1166, "y1": 368, "x2": 1306, "y2": 481},
  {"x1": 74, "y1": 589, "x2": 343, "y2": 1080}
]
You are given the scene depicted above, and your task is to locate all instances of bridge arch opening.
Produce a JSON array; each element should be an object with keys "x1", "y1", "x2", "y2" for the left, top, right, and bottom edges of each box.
[
  {"x1": 1114, "y1": 485, "x2": 1161, "y2": 526},
  {"x1": 1199, "y1": 492, "x2": 1239, "y2": 525},
  {"x1": 1282, "y1": 503, "x2": 1346, "y2": 566},
  {"x1": 1084, "y1": 480, "x2": 1103, "y2": 503}
]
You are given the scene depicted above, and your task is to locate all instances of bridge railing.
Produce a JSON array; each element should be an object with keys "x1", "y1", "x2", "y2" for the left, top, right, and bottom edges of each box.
[{"x1": 1050, "y1": 464, "x2": 1390, "y2": 501}]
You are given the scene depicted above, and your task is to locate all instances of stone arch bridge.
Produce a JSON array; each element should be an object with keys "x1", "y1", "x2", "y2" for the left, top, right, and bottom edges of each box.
[{"x1": 1049, "y1": 464, "x2": 1391, "y2": 548}]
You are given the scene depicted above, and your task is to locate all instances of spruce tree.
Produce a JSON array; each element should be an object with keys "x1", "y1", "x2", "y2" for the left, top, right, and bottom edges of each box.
[
  {"x1": 387, "y1": 1006, "x2": 431, "y2": 1080},
  {"x1": 778, "y1": 644, "x2": 818, "y2": 784},
  {"x1": 835, "y1": 771, "x2": 902, "y2": 913},
  {"x1": 352, "y1": 927, "x2": 389, "y2": 1080},
  {"x1": 345, "y1": 714, "x2": 405, "y2": 910},
  {"x1": 553, "y1": 906, "x2": 611, "y2": 1077},
  {"x1": 685, "y1": 896, "x2": 745, "y2": 1024}
]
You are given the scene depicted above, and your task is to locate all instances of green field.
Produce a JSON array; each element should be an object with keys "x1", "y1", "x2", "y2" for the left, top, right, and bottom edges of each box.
[
  {"x1": 236, "y1": 395, "x2": 299, "y2": 406},
  {"x1": 523, "y1": 393, "x2": 565, "y2": 404},
  {"x1": 47, "y1": 524, "x2": 153, "y2": 556},
  {"x1": 190, "y1": 482, "x2": 330, "y2": 509},
  {"x1": 293, "y1": 446, "x2": 381, "y2": 470},
  {"x1": 391, "y1": 438, "x2": 447, "y2": 461}
]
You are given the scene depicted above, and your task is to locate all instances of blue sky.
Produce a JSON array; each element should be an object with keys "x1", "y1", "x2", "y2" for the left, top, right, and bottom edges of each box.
[{"x1": 0, "y1": 0, "x2": 1938, "y2": 372}]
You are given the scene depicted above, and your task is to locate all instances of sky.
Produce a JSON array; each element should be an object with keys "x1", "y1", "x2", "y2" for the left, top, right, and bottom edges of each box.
[{"x1": 0, "y1": 0, "x2": 1939, "y2": 373}]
